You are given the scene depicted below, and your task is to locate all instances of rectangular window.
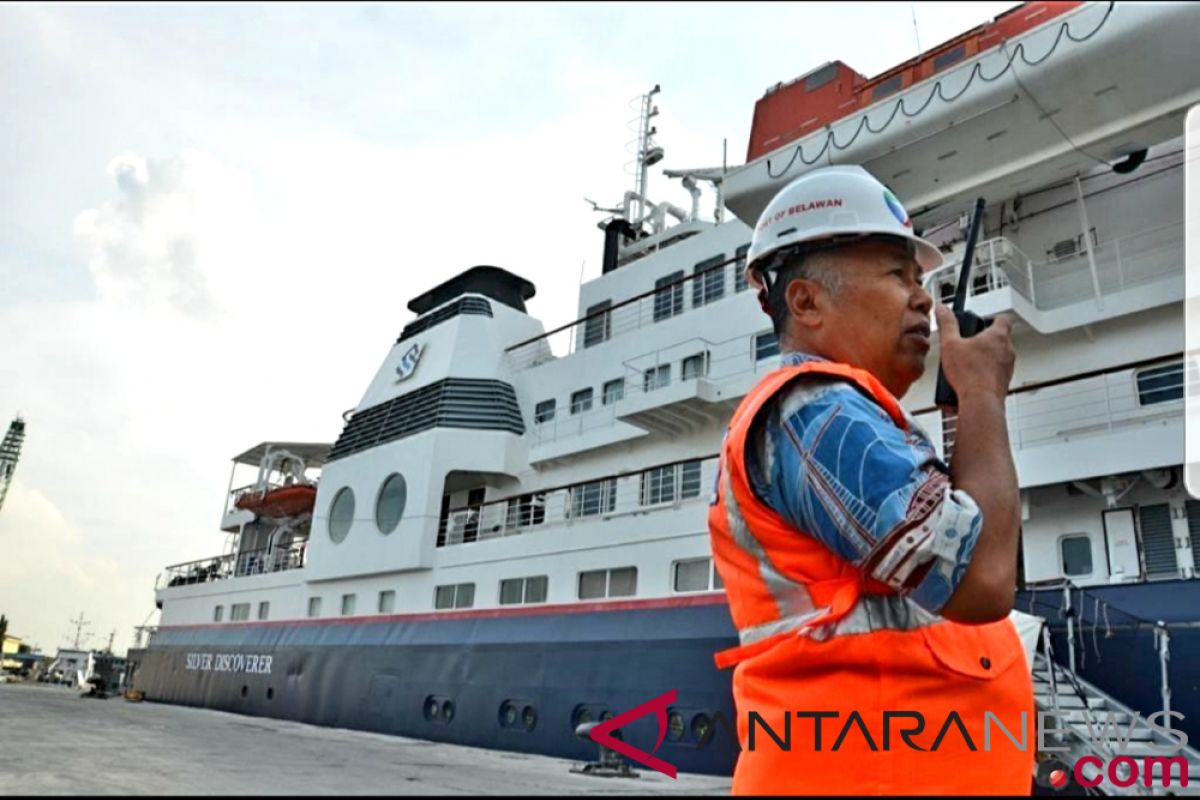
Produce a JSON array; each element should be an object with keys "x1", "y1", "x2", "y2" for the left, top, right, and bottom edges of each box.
[
  {"x1": 602, "y1": 378, "x2": 625, "y2": 405},
  {"x1": 500, "y1": 575, "x2": 549, "y2": 606},
  {"x1": 804, "y1": 62, "x2": 838, "y2": 92},
  {"x1": 534, "y1": 399, "x2": 556, "y2": 423},
  {"x1": 871, "y1": 74, "x2": 903, "y2": 101},
  {"x1": 578, "y1": 567, "x2": 638, "y2": 600},
  {"x1": 378, "y1": 590, "x2": 396, "y2": 614},
  {"x1": 932, "y1": 44, "x2": 966, "y2": 73},
  {"x1": 435, "y1": 583, "x2": 475, "y2": 610},
  {"x1": 643, "y1": 364, "x2": 670, "y2": 392},
  {"x1": 681, "y1": 352, "x2": 708, "y2": 381},
  {"x1": 341, "y1": 593, "x2": 357, "y2": 616},
  {"x1": 608, "y1": 566, "x2": 637, "y2": 597},
  {"x1": 570, "y1": 388, "x2": 594, "y2": 415},
  {"x1": 307, "y1": 597, "x2": 322, "y2": 618},
  {"x1": 230, "y1": 603, "x2": 250, "y2": 622},
  {"x1": 692, "y1": 255, "x2": 725, "y2": 308},
  {"x1": 578, "y1": 569, "x2": 607, "y2": 600},
  {"x1": 1060, "y1": 535, "x2": 1093, "y2": 577},
  {"x1": 570, "y1": 478, "x2": 616, "y2": 518},
  {"x1": 524, "y1": 574, "x2": 548, "y2": 604},
  {"x1": 673, "y1": 558, "x2": 713, "y2": 592},
  {"x1": 755, "y1": 331, "x2": 780, "y2": 362},
  {"x1": 213, "y1": 605, "x2": 224, "y2": 623},
  {"x1": 734, "y1": 244, "x2": 751, "y2": 292},
  {"x1": 1136, "y1": 362, "x2": 1185, "y2": 406},
  {"x1": 680, "y1": 460, "x2": 702, "y2": 499},
  {"x1": 583, "y1": 300, "x2": 612, "y2": 348},
  {"x1": 257, "y1": 601, "x2": 270, "y2": 621},
  {"x1": 641, "y1": 464, "x2": 676, "y2": 505},
  {"x1": 653, "y1": 271, "x2": 684, "y2": 321},
  {"x1": 506, "y1": 492, "x2": 546, "y2": 528},
  {"x1": 500, "y1": 578, "x2": 524, "y2": 605}
]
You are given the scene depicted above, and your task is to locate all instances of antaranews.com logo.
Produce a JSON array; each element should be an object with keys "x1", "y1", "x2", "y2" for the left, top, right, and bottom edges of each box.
[{"x1": 594, "y1": 690, "x2": 1191, "y2": 789}]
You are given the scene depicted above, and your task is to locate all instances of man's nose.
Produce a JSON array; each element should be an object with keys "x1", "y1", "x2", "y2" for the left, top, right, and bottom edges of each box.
[{"x1": 912, "y1": 281, "x2": 933, "y2": 314}]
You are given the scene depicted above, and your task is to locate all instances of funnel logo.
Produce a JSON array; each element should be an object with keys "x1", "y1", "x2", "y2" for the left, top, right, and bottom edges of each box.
[
  {"x1": 395, "y1": 342, "x2": 423, "y2": 382},
  {"x1": 883, "y1": 188, "x2": 912, "y2": 228},
  {"x1": 588, "y1": 689, "x2": 678, "y2": 779}
]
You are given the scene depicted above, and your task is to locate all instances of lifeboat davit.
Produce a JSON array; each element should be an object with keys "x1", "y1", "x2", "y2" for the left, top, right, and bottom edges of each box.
[{"x1": 235, "y1": 485, "x2": 316, "y2": 518}]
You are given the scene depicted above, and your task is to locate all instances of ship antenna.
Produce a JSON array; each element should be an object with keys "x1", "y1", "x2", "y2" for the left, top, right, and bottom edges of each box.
[{"x1": 911, "y1": 3, "x2": 922, "y2": 56}]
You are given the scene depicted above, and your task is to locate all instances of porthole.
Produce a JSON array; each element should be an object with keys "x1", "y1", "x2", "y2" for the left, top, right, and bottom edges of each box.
[
  {"x1": 667, "y1": 711, "x2": 685, "y2": 741},
  {"x1": 375, "y1": 473, "x2": 407, "y2": 534},
  {"x1": 266, "y1": 687, "x2": 275, "y2": 700},
  {"x1": 599, "y1": 710, "x2": 613, "y2": 722},
  {"x1": 574, "y1": 706, "x2": 593, "y2": 728},
  {"x1": 691, "y1": 713, "x2": 712, "y2": 742},
  {"x1": 328, "y1": 487, "x2": 355, "y2": 544},
  {"x1": 424, "y1": 696, "x2": 440, "y2": 720},
  {"x1": 500, "y1": 701, "x2": 518, "y2": 728},
  {"x1": 442, "y1": 700, "x2": 455, "y2": 722},
  {"x1": 240, "y1": 685, "x2": 248, "y2": 698},
  {"x1": 522, "y1": 705, "x2": 537, "y2": 731}
]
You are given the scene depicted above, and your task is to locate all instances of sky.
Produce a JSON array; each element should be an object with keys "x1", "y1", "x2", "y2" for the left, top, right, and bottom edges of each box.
[{"x1": 0, "y1": 1, "x2": 1019, "y2": 655}]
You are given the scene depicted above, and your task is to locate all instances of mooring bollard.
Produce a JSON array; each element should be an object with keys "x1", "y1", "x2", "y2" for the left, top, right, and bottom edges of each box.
[{"x1": 569, "y1": 721, "x2": 638, "y2": 778}]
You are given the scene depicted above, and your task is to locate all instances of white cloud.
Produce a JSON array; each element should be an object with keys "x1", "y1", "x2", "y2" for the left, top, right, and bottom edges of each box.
[
  {"x1": 73, "y1": 152, "x2": 214, "y2": 317},
  {"x1": 0, "y1": 482, "x2": 148, "y2": 654}
]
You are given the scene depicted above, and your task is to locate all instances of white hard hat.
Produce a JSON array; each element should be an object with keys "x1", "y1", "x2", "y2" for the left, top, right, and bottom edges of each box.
[{"x1": 745, "y1": 165, "x2": 943, "y2": 288}]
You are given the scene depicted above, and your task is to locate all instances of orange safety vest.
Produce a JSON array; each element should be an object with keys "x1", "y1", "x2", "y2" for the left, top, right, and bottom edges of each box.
[{"x1": 709, "y1": 361, "x2": 1033, "y2": 796}]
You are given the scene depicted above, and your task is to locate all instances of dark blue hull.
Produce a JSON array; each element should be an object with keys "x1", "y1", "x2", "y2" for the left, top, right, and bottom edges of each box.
[
  {"x1": 130, "y1": 596, "x2": 741, "y2": 776},
  {"x1": 131, "y1": 582, "x2": 1200, "y2": 778}
]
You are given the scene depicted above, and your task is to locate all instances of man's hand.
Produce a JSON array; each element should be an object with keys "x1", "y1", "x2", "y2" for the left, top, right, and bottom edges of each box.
[
  {"x1": 934, "y1": 304, "x2": 1016, "y2": 404},
  {"x1": 935, "y1": 304, "x2": 1021, "y2": 624}
]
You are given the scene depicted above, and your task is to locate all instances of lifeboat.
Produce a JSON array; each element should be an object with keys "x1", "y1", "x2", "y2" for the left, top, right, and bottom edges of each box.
[{"x1": 235, "y1": 484, "x2": 316, "y2": 518}]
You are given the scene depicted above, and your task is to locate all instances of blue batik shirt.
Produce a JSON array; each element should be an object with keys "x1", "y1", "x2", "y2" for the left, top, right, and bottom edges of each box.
[{"x1": 745, "y1": 351, "x2": 984, "y2": 615}]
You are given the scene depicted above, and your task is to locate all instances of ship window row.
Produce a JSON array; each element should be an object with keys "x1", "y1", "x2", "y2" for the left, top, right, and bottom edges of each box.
[
  {"x1": 536, "y1": 330, "x2": 778, "y2": 425},
  {"x1": 212, "y1": 600, "x2": 271, "y2": 623},
  {"x1": 579, "y1": 244, "x2": 752, "y2": 349},
  {"x1": 216, "y1": 558, "x2": 722, "y2": 623}
]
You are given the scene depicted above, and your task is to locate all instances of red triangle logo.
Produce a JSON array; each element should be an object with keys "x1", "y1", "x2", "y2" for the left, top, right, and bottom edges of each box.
[{"x1": 587, "y1": 689, "x2": 678, "y2": 779}]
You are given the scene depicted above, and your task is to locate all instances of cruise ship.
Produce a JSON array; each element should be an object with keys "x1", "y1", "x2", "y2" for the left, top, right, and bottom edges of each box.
[{"x1": 128, "y1": 1, "x2": 1200, "y2": 791}]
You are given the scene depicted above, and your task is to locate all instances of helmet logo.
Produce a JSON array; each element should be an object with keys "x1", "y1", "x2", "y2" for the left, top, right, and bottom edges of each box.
[{"x1": 883, "y1": 189, "x2": 912, "y2": 228}]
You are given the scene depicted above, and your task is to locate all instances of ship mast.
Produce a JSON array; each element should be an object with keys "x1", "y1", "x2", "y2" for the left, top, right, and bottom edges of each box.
[{"x1": 0, "y1": 416, "x2": 25, "y2": 515}]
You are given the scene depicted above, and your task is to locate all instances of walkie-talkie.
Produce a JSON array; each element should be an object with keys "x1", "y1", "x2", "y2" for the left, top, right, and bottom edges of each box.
[{"x1": 933, "y1": 197, "x2": 992, "y2": 408}]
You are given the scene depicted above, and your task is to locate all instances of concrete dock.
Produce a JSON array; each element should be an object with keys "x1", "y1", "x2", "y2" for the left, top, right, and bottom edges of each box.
[{"x1": 0, "y1": 682, "x2": 732, "y2": 795}]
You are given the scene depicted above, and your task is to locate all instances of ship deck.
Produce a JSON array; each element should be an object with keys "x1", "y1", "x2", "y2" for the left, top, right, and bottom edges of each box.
[{"x1": 0, "y1": 682, "x2": 731, "y2": 795}]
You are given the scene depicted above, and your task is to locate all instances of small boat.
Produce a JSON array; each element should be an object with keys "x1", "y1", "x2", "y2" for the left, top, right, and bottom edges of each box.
[{"x1": 234, "y1": 484, "x2": 316, "y2": 518}]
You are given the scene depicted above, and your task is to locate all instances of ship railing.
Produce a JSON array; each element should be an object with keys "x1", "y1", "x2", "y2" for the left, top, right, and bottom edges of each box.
[
  {"x1": 158, "y1": 554, "x2": 234, "y2": 590},
  {"x1": 936, "y1": 355, "x2": 1192, "y2": 455},
  {"x1": 923, "y1": 222, "x2": 1183, "y2": 313},
  {"x1": 923, "y1": 235, "x2": 1029, "y2": 305},
  {"x1": 230, "y1": 541, "x2": 308, "y2": 577},
  {"x1": 438, "y1": 455, "x2": 719, "y2": 546},
  {"x1": 157, "y1": 541, "x2": 308, "y2": 588},
  {"x1": 1029, "y1": 220, "x2": 1183, "y2": 311},
  {"x1": 505, "y1": 252, "x2": 751, "y2": 370},
  {"x1": 1024, "y1": 579, "x2": 1178, "y2": 732}
]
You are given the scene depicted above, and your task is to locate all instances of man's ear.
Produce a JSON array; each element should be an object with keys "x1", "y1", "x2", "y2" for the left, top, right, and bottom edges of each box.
[{"x1": 784, "y1": 278, "x2": 824, "y2": 330}]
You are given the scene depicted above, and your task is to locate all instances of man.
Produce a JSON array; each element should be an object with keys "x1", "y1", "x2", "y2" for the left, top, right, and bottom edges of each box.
[{"x1": 708, "y1": 165, "x2": 1033, "y2": 795}]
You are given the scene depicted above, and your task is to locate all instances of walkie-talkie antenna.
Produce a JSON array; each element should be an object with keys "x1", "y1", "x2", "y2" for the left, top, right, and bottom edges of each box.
[
  {"x1": 952, "y1": 197, "x2": 987, "y2": 315},
  {"x1": 933, "y1": 196, "x2": 993, "y2": 409}
]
